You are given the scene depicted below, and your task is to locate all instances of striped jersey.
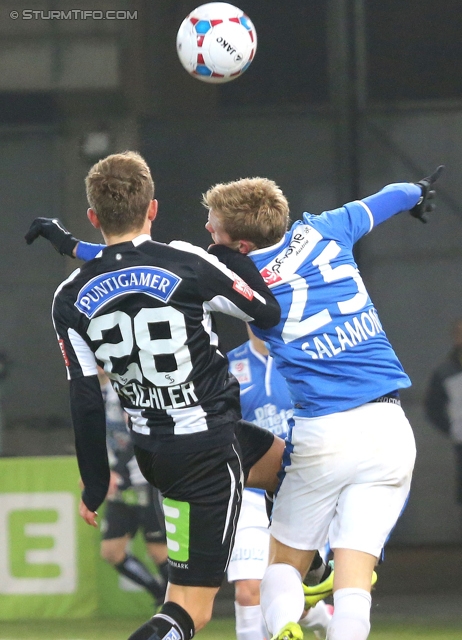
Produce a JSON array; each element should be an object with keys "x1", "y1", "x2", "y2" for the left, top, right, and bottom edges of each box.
[{"x1": 52, "y1": 234, "x2": 280, "y2": 454}]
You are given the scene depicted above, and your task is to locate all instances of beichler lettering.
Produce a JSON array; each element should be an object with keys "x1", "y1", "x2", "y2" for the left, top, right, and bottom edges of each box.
[{"x1": 114, "y1": 380, "x2": 198, "y2": 410}]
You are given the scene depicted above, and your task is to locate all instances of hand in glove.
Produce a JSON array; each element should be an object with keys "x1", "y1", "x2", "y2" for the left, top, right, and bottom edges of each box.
[
  {"x1": 25, "y1": 217, "x2": 79, "y2": 257},
  {"x1": 409, "y1": 165, "x2": 444, "y2": 223}
]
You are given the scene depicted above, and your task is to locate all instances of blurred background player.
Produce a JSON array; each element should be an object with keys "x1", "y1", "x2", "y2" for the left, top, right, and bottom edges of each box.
[
  {"x1": 227, "y1": 325, "x2": 333, "y2": 640},
  {"x1": 98, "y1": 367, "x2": 168, "y2": 608},
  {"x1": 424, "y1": 317, "x2": 462, "y2": 524}
]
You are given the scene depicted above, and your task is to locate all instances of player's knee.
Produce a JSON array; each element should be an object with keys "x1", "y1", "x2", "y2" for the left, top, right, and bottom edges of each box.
[
  {"x1": 234, "y1": 579, "x2": 261, "y2": 606},
  {"x1": 100, "y1": 544, "x2": 125, "y2": 565},
  {"x1": 147, "y1": 542, "x2": 168, "y2": 565}
]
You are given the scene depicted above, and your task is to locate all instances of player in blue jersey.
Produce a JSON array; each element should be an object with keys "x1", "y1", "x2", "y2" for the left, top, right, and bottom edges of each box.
[
  {"x1": 227, "y1": 325, "x2": 333, "y2": 640},
  {"x1": 202, "y1": 167, "x2": 443, "y2": 640}
]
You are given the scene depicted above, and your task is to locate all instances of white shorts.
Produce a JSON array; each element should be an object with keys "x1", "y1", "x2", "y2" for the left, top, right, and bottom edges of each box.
[
  {"x1": 271, "y1": 402, "x2": 416, "y2": 558},
  {"x1": 227, "y1": 489, "x2": 270, "y2": 582}
]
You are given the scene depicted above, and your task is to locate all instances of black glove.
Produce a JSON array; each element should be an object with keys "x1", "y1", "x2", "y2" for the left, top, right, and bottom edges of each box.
[
  {"x1": 25, "y1": 217, "x2": 79, "y2": 257},
  {"x1": 409, "y1": 165, "x2": 444, "y2": 223}
]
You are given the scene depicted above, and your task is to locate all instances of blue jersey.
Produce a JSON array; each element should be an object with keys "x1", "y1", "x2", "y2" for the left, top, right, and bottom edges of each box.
[
  {"x1": 249, "y1": 183, "x2": 421, "y2": 417},
  {"x1": 228, "y1": 340, "x2": 292, "y2": 439}
]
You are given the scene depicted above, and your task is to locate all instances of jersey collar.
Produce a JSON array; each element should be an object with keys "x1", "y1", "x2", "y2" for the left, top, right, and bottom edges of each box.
[
  {"x1": 247, "y1": 233, "x2": 287, "y2": 257},
  {"x1": 132, "y1": 234, "x2": 152, "y2": 246}
]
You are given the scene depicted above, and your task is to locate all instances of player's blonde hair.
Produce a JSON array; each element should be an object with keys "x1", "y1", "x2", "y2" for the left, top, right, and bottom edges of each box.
[
  {"x1": 85, "y1": 151, "x2": 154, "y2": 235},
  {"x1": 202, "y1": 177, "x2": 290, "y2": 248}
]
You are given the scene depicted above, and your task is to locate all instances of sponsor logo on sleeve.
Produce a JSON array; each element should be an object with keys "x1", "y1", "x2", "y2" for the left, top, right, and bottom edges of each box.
[
  {"x1": 232, "y1": 276, "x2": 254, "y2": 300},
  {"x1": 58, "y1": 339, "x2": 70, "y2": 367}
]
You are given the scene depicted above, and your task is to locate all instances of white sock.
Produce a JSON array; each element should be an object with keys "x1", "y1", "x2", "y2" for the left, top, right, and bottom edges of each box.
[
  {"x1": 327, "y1": 588, "x2": 371, "y2": 640},
  {"x1": 260, "y1": 564, "x2": 304, "y2": 635},
  {"x1": 299, "y1": 601, "x2": 333, "y2": 639},
  {"x1": 234, "y1": 602, "x2": 268, "y2": 640}
]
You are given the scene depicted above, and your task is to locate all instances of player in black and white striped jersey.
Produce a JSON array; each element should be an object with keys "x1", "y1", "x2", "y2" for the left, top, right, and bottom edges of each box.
[{"x1": 45, "y1": 151, "x2": 281, "y2": 640}]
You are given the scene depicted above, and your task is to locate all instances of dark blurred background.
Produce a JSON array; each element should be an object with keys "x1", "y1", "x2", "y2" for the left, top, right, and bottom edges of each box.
[{"x1": 1, "y1": 0, "x2": 462, "y2": 565}]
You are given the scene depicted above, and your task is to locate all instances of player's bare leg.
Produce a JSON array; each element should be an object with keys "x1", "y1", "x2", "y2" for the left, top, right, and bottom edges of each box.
[
  {"x1": 323, "y1": 548, "x2": 376, "y2": 640},
  {"x1": 101, "y1": 535, "x2": 167, "y2": 605},
  {"x1": 100, "y1": 534, "x2": 131, "y2": 565},
  {"x1": 234, "y1": 579, "x2": 268, "y2": 640},
  {"x1": 246, "y1": 435, "x2": 285, "y2": 492},
  {"x1": 146, "y1": 541, "x2": 168, "y2": 566},
  {"x1": 165, "y1": 583, "x2": 219, "y2": 631},
  {"x1": 332, "y1": 548, "x2": 376, "y2": 592}
]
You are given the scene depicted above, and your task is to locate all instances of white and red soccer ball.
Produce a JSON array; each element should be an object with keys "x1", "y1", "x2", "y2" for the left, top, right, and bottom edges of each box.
[{"x1": 176, "y1": 2, "x2": 257, "y2": 83}]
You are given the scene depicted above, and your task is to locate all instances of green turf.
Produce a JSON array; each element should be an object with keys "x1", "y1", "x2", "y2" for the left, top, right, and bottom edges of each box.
[{"x1": 0, "y1": 618, "x2": 461, "y2": 639}]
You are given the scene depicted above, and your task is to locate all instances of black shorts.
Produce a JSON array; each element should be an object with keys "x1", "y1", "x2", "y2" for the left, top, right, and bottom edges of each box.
[
  {"x1": 101, "y1": 485, "x2": 166, "y2": 544},
  {"x1": 235, "y1": 419, "x2": 275, "y2": 482},
  {"x1": 134, "y1": 435, "x2": 243, "y2": 588}
]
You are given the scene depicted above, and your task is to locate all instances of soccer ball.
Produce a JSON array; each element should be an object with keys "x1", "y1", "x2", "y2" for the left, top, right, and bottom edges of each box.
[{"x1": 176, "y1": 2, "x2": 257, "y2": 83}]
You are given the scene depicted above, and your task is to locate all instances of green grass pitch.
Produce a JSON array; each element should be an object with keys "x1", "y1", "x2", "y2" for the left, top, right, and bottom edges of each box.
[{"x1": 0, "y1": 618, "x2": 462, "y2": 639}]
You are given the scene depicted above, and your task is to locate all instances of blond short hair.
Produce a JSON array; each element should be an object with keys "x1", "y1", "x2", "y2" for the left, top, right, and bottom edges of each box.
[
  {"x1": 202, "y1": 177, "x2": 289, "y2": 248},
  {"x1": 85, "y1": 151, "x2": 154, "y2": 235}
]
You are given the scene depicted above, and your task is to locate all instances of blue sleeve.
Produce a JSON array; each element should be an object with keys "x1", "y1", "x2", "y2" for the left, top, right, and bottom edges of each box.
[
  {"x1": 76, "y1": 241, "x2": 105, "y2": 261},
  {"x1": 361, "y1": 182, "x2": 422, "y2": 227},
  {"x1": 306, "y1": 182, "x2": 423, "y2": 247}
]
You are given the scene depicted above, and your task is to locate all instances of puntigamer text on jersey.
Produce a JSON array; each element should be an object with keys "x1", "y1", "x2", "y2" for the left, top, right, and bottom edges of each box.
[{"x1": 76, "y1": 266, "x2": 181, "y2": 318}]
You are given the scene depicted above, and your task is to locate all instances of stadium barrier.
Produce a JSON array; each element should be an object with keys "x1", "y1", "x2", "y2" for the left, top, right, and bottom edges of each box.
[{"x1": 0, "y1": 456, "x2": 155, "y2": 619}]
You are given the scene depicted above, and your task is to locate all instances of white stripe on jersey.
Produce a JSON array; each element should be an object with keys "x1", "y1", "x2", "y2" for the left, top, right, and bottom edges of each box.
[
  {"x1": 167, "y1": 404, "x2": 208, "y2": 435},
  {"x1": 201, "y1": 303, "x2": 219, "y2": 347},
  {"x1": 204, "y1": 295, "x2": 256, "y2": 322},
  {"x1": 126, "y1": 404, "x2": 209, "y2": 436},
  {"x1": 357, "y1": 200, "x2": 374, "y2": 232},
  {"x1": 125, "y1": 408, "x2": 150, "y2": 435},
  {"x1": 170, "y1": 240, "x2": 266, "y2": 305},
  {"x1": 51, "y1": 267, "x2": 81, "y2": 331},
  {"x1": 68, "y1": 328, "x2": 98, "y2": 377},
  {"x1": 169, "y1": 240, "x2": 230, "y2": 273},
  {"x1": 222, "y1": 461, "x2": 236, "y2": 543}
]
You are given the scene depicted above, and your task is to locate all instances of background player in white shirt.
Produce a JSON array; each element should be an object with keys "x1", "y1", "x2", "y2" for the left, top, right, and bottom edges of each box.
[
  {"x1": 227, "y1": 326, "x2": 333, "y2": 640},
  {"x1": 203, "y1": 167, "x2": 443, "y2": 640}
]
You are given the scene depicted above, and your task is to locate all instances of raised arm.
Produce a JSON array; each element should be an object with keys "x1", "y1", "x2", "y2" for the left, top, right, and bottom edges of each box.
[
  {"x1": 361, "y1": 165, "x2": 444, "y2": 227},
  {"x1": 25, "y1": 217, "x2": 104, "y2": 260}
]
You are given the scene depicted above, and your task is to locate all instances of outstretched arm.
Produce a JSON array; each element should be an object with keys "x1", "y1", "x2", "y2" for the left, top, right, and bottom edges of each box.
[
  {"x1": 362, "y1": 165, "x2": 444, "y2": 227},
  {"x1": 25, "y1": 217, "x2": 104, "y2": 260}
]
